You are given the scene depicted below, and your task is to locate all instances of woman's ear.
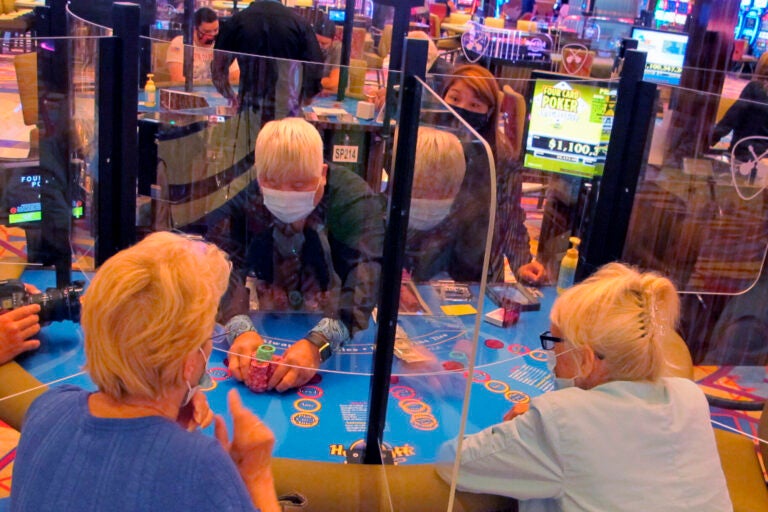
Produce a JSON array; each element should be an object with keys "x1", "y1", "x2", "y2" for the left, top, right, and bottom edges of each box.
[{"x1": 181, "y1": 349, "x2": 197, "y2": 383}]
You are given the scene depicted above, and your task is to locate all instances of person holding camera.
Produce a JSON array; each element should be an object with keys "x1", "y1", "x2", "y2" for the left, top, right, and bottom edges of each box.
[{"x1": 0, "y1": 284, "x2": 46, "y2": 430}]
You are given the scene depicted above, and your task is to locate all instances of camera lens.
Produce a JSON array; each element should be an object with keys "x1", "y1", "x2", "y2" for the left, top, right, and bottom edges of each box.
[{"x1": 31, "y1": 282, "x2": 84, "y2": 323}]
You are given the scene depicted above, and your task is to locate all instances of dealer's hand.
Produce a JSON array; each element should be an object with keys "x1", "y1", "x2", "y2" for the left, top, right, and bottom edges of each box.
[
  {"x1": 228, "y1": 331, "x2": 266, "y2": 381},
  {"x1": 518, "y1": 260, "x2": 546, "y2": 285},
  {"x1": 0, "y1": 303, "x2": 41, "y2": 365},
  {"x1": 268, "y1": 338, "x2": 320, "y2": 392}
]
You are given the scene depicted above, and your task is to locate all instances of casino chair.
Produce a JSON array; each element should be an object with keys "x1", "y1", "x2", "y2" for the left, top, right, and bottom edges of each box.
[
  {"x1": 150, "y1": 39, "x2": 172, "y2": 84},
  {"x1": 558, "y1": 46, "x2": 595, "y2": 78},
  {"x1": 0, "y1": 0, "x2": 34, "y2": 53},
  {"x1": 363, "y1": 24, "x2": 392, "y2": 87},
  {"x1": 483, "y1": 17, "x2": 505, "y2": 29},
  {"x1": 501, "y1": 85, "x2": 526, "y2": 160},
  {"x1": 428, "y1": 2, "x2": 448, "y2": 22},
  {"x1": 430, "y1": 14, "x2": 462, "y2": 63},
  {"x1": 710, "y1": 400, "x2": 768, "y2": 512}
]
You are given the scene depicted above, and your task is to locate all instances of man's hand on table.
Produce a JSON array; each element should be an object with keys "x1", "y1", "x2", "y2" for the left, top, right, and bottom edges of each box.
[
  {"x1": 228, "y1": 330, "x2": 266, "y2": 381},
  {"x1": 268, "y1": 338, "x2": 320, "y2": 392}
]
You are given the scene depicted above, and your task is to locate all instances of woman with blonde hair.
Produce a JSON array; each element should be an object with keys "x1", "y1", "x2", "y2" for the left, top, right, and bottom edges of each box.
[
  {"x1": 439, "y1": 262, "x2": 731, "y2": 511},
  {"x1": 441, "y1": 64, "x2": 544, "y2": 284},
  {"x1": 12, "y1": 232, "x2": 280, "y2": 512}
]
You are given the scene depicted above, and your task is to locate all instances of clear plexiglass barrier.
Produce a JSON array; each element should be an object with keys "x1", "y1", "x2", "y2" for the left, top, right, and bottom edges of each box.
[{"x1": 628, "y1": 72, "x2": 768, "y2": 367}]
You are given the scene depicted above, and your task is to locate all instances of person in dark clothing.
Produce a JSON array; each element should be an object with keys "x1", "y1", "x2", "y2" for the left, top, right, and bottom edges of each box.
[
  {"x1": 206, "y1": 118, "x2": 385, "y2": 392},
  {"x1": 712, "y1": 58, "x2": 768, "y2": 162},
  {"x1": 211, "y1": 0, "x2": 325, "y2": 124}
]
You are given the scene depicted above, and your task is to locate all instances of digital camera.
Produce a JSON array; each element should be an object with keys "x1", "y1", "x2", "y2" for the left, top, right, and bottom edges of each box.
[{"x1": 0, "y1": 279, "x2": 84, "y2": 323}]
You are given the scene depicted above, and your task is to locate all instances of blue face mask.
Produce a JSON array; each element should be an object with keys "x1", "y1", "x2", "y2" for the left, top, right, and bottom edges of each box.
[{"x1": 181, "y1": 347, "x2": 211, "y2": 406}]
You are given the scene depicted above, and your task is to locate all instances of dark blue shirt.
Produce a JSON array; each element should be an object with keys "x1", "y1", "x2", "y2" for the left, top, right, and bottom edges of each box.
[{"x1": 12, "y1": 386, "x2": 257, "y2": 512}]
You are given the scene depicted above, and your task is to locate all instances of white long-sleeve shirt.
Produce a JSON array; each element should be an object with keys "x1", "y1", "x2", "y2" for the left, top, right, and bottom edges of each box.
[{"x1": 438, "y1": 378, "x2": 732, "y2": 512}]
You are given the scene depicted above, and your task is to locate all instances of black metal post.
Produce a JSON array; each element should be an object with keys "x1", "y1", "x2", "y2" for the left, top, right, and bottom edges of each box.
[
  {"x1": 363, "y1": 38, "x2": 427, "y2": 465},
  {"x1": 336, "y1": 0, "x2": 356, "y2": 101},
  {"x1": 115, "y1": 1, "x2": 140, "y2": 252},
  {"x1": 96, "y1": 36, "x2": 119, "y2": 266},
  {"x1": 183, "y1": 0, "x2": 194, "y2": 91},
  {"x1": 36, "y1": 0, "x2": 72, "y2": 287},
  {"x1": 577, "y1": 50, "x2": 657, "y2": 281}
]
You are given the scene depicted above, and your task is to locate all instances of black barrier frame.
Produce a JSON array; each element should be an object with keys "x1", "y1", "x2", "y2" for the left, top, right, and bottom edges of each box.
[
  {"x1": 96, "y1": 2, "x2": 140, "y2": 265},
  {"x1": 363, "y1": 38, "x2": 428, "y2": 465},
  {"x1": 577, "y1": 50, "x2": 658, "y2": 281}
]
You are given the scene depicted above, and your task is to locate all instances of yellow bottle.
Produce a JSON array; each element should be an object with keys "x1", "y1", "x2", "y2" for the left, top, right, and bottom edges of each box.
[
  {"x1": 556, "y1": 236, "x2": 581, "y2": 294},
  {"x1": 145, "y1": 73, "x2": 156, "y2": 108}
]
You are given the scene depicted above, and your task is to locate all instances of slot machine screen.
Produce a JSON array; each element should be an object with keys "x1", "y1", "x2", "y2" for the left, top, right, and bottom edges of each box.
[
  {"x1": 523, "y1": 72, "x2": 618, "y2": 178},
  {"x1": 3, "y1": 171, "x2": 84, "y2": 226},
  {"x1": 631, "y1": 27, "x2": 689, "y2": 86}
]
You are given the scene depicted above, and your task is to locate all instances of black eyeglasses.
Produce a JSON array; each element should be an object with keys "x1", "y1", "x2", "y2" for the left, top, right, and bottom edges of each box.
[{"x1": 539, "y1": 330, "x2": 563, "y2": 350}]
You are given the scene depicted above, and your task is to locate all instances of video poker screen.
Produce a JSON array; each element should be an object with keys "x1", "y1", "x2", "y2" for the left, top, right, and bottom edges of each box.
[
  {"x1": 523, "y1": 72, "x2": 617, "y2": 178},
  {"x1": 630, "y1": 27, "x2": 688, "y2": 86},
  {"x1": 4, "y1": 171, "x2": 84, "y2": 225}
]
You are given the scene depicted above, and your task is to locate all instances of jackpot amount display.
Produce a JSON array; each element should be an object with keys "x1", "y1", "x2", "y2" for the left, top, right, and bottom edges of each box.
[{"x1": 524, "y1": 80, "x2": 616, "y2": 178}]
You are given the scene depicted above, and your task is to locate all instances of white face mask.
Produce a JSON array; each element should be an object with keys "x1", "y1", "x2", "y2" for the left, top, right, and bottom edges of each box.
[
  {"x1": 546, "y1": 347, "x2": 580, "y2": 390},
  {"x1": 409, "y1": 197, "x2": 454, "y2": 231},
  {"x1": 181, "y1": 348, "x2": 211, "y2": 407},
  {"x1": 262, "y1": 186, "x2": 318, "y2": 224}
]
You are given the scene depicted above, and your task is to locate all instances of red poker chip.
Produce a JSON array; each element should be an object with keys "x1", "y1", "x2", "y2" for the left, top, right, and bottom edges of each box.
[
  {"x1": 485, "y1": 339, "x2": 505, "y2": 349},
  {"x1": 442, "y1": 360, "x2": 464, "y2": 371},
  {"x1": 390, "y1": 375, "x2": 400, "y2": 385},
  {"x1": 308, "y1": 373, "x2": 323, "y2": 385}
]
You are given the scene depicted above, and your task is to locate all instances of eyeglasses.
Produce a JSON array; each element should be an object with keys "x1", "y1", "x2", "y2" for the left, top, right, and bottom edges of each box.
[{"x1": 539, "y1": 330, "x2": 563, "y2": 350}]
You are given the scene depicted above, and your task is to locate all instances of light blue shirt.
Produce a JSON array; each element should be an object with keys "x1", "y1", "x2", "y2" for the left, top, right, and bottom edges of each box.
[{"x1": 437, "y1": 378, "x2": 732, "y2": 512}]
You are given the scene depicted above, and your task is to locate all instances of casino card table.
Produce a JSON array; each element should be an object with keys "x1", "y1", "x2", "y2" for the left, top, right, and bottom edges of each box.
[{"x1": 11, "y1": 270, "x2": 556, "y2": 466}]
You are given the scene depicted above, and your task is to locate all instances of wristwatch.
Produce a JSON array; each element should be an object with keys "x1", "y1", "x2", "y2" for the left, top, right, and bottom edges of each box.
[
  {"x1": 305, "y1": 331, "x2": 333, "y2": 363},
  {"x1": 306, "y1": 317, "x2": 350, "y2": 363}
]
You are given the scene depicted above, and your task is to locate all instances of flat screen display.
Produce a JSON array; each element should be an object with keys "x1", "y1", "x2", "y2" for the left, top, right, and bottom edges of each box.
[
  {"x1": 328, "y1": 8, "x2": 345, "y2": 22},
  {"x1": 631, "y1": 27, "x2": 688, "y2": 85},
  {"x1": 4, "y1": 171, "x2": 84, "y2": 225},
  {"x1": 523, "y1": 73, "x2": 618, "y2": 178}
]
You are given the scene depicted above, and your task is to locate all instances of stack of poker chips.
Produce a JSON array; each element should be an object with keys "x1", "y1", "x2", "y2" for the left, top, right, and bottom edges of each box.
[{"x1": 245, "y1": 344, "x2": 279, "y2": 393}]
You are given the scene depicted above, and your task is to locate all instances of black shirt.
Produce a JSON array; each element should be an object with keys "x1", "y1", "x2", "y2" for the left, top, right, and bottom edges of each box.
[{"x1": 212, "y1": 0, "x2": 324, "y2": 121}]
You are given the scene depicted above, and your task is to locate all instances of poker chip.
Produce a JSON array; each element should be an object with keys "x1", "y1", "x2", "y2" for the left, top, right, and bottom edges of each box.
[
  {"x1": 307, "y1": 373, "x2": 323, "y2": 386},
  {"x1": 442, "y1": 360, "x2": 464, "y2": 371},
  {"x1": 485, "y1": 339, "x2": 505, "y2": 349},
  {"x1": 390, "y1": 375, "x2": 400, "y2": 385}
]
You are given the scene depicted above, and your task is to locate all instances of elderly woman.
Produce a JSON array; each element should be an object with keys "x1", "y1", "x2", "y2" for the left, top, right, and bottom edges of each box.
[
  {"x1": 11, "y1": 232, "x2": 279, "y2": 512},
  {"x1": 405, "y1": 126, "x2": 467, "y2": 280},
  {"x1": 438, "y1": 262, "x2": 732, "y2": 511}
]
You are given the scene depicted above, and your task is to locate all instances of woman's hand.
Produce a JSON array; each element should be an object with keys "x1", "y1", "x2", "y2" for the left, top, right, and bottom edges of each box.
[
  {"x1": 518, "y1": 260, "x2": 546, "y2": 285},
  {"x1": 502, "y1": 402, "x2": 529, "y2": 422},
  {"x1": 228, "y1": 331, "x2": 266, "y2": 381},
  {"x1": 178, "y1": 391, "x2": 215, "y2": 431},
  {"x1": 215, "y1": 389, "x2": 279, "y2": 512}
]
